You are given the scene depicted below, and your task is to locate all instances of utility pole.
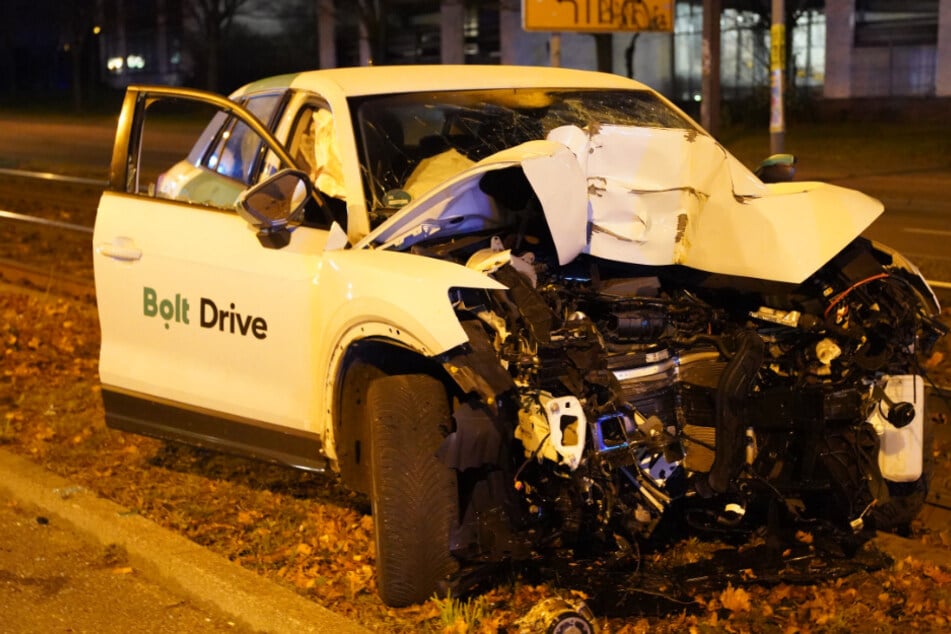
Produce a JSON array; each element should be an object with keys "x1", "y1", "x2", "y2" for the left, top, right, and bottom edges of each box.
[
  {"x1": 770, "y1": 0, "x2": 786, "y2": 154},
  {"x1": 156, "y1": 0, "x2": 168, "y2": 81},
  {"x1": 701, "y1": 0, "x2": 722, "y2": 136},
  {"x1": 440, "y1": 0, "x2": 464, "y2": 64},
  {"x1": 499, "y1": 0, "x2": 520, "y2": 65},
  {"x1": 318, "y1": 0, "x2": 336, "y2": 69}
]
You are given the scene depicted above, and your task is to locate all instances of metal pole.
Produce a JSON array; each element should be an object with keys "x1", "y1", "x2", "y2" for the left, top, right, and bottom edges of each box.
[
  {"x1": 770, "y1": 0, "x2": 786, "y2": 154},
  {"x1": 318, "y1": 0, "x2": 336, "y2": 69},
  {"x1": 440, "y1": 0, "x2": 465, "y2": 65},
  {"x1": 701, "y1": 0, "x2": 722, "y2": 136},
  {"x1": 550, "y1": 33, "x2": 561, "y2": 67}
]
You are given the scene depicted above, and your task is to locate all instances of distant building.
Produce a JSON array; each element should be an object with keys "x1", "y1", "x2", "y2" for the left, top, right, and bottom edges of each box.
[
  {"x1": 825, "y1": 0, "x2": 951, "y2": 98},
  {"x1": 90, "y1": 0, "x2": 951, "y2": 101},
  {"x1": 506, "y1": 0, "x2": 950, "y2": 101},
  {"x1": 96, "y1": 0, "x2": 187, "y2": 88}
]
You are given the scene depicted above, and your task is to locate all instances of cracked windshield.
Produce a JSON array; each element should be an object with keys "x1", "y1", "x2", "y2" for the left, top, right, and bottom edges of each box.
[{"x1": 351, "y1": 88, "x2": 697, "y2": 224}]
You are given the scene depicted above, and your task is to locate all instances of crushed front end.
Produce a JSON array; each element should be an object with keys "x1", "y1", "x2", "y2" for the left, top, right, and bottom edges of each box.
[{"x1": 439, "y1": 226, "x2": 945, "y2": 569}]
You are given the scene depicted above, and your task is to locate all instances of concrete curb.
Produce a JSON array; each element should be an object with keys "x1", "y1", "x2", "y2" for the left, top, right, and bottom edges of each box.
[{"x1": 0, "y1": 448, "x2": 369, "y2": 633}]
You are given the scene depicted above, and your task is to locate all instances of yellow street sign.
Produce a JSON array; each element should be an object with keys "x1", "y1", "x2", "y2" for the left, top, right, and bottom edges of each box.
[
  {"x1": 523, "y1": 0, "x2": 674, "y2": 33},
  {"x1": 770, "y1": 24, "x2": 786, "y2": 69}
]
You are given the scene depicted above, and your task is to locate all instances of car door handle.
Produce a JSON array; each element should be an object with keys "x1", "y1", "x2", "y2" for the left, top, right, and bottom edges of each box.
[{"x1": 97, "y1": 237, "x2": 143, "y2": 262}]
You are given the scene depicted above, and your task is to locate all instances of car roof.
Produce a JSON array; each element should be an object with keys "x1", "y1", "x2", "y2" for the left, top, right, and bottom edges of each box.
[{"x1": 235, "y1": 65, "x2": 651, "y2": 99}]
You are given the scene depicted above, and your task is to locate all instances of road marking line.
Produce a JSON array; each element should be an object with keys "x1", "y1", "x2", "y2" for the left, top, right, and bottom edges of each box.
[
  {"x1": 0, "y1": 209, "x2": 93, "y2": 234},
  {"x1": 904, "y1": 227, "x2": 951, "y2": 237},
  {"x1": 884, "y1": 247, "x2": 951, "y2": 262},
  {"x1": 0, "y1": 167, "x2": 107, "y2": 187}
]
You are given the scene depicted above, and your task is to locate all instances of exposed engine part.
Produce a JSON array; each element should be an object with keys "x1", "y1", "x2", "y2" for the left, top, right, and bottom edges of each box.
[
  {"x1": 515, "y1": 391, "x2": 587, "y2": 470},
  {"x1": 440, "y1": 229, "x2": 942, "y2": 567},
  {"x1": 517, "y1": 597, "x2": 598, "y2": 634},
  {"x1": 814, "y1": 338, "x2": 842, "y2": 366},
  {"x1": 609, "y1": 310, "x2": 668, "y2": 341},
  {"x1": 590, "y1": 410, "x2": 638, "y2": 456},
  {"x1": 704, "y1": 330, "x2": 766, "y2": 495},
  {"x1": 869, "y1": 374, "x2": 925, "y2": 482}
]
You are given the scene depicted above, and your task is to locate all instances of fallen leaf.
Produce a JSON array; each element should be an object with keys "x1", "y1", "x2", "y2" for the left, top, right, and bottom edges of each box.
[
  {"x1": 923, "y1": 565, "x2": 951, "y2": 584},
  {"x1": 719, "y1": 583, "x2": 751, "y2": 613},
  {"x1": 795, "y1": 530, "x2": 814, "y2": 544}
]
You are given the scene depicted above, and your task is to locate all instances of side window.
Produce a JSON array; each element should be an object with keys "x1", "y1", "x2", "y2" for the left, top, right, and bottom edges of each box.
[
  {"x1": 134, "y1": 98, "x2": 228, "y2": 204},
  {"x1": 203, "y1": 93, "x2": 284, "y2": 185},
  {"x1": 132, "y1": 94, "x2": 287, "y2": 211},
  {"x1": 206, "y1": 117, "x2": 261, "y2": 183}
]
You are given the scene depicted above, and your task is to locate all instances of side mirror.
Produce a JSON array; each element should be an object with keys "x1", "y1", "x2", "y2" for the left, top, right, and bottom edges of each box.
[
  {"x1": 755, "y1": 153, "x2": 797, "y2": 183},
  {"x1": 236, "y1": 169, "x2": 312, "y2": 248}
]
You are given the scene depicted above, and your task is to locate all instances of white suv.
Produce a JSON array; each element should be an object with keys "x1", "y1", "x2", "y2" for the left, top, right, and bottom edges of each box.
[{"x1": 94, "y1": 65, "x2": 944, "y2": 607}]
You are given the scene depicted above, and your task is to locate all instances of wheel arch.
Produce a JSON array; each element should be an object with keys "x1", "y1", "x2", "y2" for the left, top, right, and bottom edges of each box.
[{"x1": 332, "y1": 336, "x2": 456, "y2": 495}]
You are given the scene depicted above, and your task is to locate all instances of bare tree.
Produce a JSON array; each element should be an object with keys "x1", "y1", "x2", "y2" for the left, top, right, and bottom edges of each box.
[
  {"x1": 57, "y1": 0, "x2": 97, "y2": 112},
  {"x1": 184, "y1": 0, "x2": 253, "y2": 90},
  {"x1": 357, "y1": 0, "x2": 386, "y2": 65},
  {"x1": 624, "y1": 33, "x2": 640, "y2": 79},
  {"x1": 317, "y1": 0, "x2": 336, "y2": 69},
  {"x1": 592, "y1": 33, "x2": 613, "y2": 73}
]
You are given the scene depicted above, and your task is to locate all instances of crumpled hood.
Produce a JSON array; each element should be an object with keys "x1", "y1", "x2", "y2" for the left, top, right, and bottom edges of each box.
[{"x1": 358, "y1": 124, "x2": 883, "y2": 285}]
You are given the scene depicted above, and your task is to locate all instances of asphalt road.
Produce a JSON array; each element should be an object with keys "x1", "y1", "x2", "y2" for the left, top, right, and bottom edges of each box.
[
  {"x1": 0, "y1": 448, "x2": 369, "y2": 634},
  {"x1": 0, "y1": 489, "x2": 250, "y2": 633},
  {"x1": 831, "y1": 168, "x2": 951, "y2": 291},
  {"x1": 0, "y1": 114, "x2": 115, "y2": 178}
]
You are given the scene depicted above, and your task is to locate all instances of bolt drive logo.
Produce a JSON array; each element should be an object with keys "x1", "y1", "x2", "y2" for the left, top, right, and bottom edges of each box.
[{"x1": 143, "y1": 287, "x2": 268, "y2": 339}]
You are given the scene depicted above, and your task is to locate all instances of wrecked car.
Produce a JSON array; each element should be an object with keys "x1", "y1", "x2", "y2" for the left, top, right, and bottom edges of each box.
[{"x1": 93, "y1": 65, "x2": 946, "y2": 607}]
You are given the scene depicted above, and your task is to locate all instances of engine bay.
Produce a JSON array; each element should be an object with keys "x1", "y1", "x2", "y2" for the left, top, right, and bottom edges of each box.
[{"x1": 419, "y1": 170, "x2": 946, "y2": 564}]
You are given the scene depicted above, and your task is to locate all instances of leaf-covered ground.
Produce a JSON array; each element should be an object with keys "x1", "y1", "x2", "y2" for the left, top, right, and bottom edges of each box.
[{"x1": 3, "y1": 288, "x2": 951, "y2": 633}]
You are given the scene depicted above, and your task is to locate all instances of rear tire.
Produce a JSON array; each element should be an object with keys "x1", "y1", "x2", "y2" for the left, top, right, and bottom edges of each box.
[{"x1": 367, "y1": 373, "x2": 458, "y2": 606}]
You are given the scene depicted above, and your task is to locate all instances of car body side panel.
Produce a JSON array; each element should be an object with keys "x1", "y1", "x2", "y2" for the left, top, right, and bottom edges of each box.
[
  {"x1": 95, "y1": 191, "x2": 505, "y2": 445},
  {"x1": 94, "y1": 192, "x2": 330, "y2": 431},
  {"x1": 312, "y1": 249, "x2": 507, "y2": 363},
  {"x1": 309, "y1": 250, "x2": 507, "y2": 460}
]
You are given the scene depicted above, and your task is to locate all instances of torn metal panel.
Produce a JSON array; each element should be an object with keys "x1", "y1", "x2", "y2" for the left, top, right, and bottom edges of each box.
[
  {"x1": 682, "y1": 180, "x2": 884, "y2": 283},
  {"x1": 354, "y1": 142, "x2": 567, "y2": 252},
  {"x1": 520, "y1": 144, "x2": 589, "y2": 265},
  {"x1": 550, "y1": 124, "x2": 734, "y2": 267},
  {"x1": 361, "y1": 123, "x2": 882, "y2": 285},
  {"x1": 545, "y1": 124, "x2": 883, "y2": 284}
]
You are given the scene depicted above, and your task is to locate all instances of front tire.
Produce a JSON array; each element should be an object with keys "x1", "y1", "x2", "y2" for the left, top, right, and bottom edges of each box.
[{"x1": 367, "y1": 373, "x2": 458, "y2": 606}]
